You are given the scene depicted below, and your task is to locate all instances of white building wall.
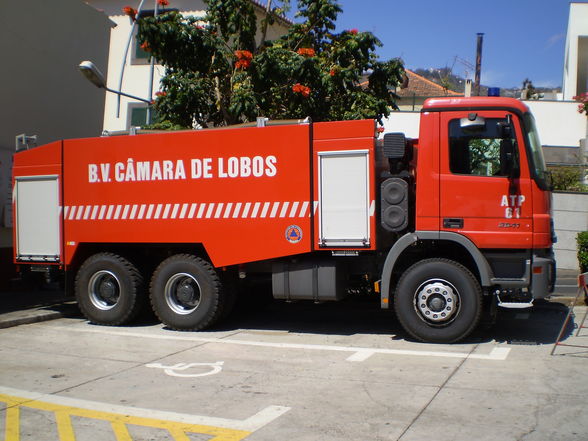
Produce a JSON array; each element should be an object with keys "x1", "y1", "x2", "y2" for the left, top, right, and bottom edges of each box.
[
  {"x1": 525, "y1": 100, "x2": 586, "y2": 148},
  {"x1": 562, "y1": 2, "x2": 588, "y2": 101},
  {"x1": 553, "y1": 192, "x2": 588, "y2": 270},
  {"x1": 382, "y1": 111, "x2": 420, "y2": 138},
  {"x1": 88, "y1": 0, "x2": 289, "y2": 132}
]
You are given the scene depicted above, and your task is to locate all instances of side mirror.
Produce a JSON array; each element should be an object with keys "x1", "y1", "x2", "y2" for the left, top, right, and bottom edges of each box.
[
  {"x1": 500, "y1": 138, "x2": 519, "y2": 178},
  {"x1": 497, "y1": 121, "x2": 512, "y2": 138}
]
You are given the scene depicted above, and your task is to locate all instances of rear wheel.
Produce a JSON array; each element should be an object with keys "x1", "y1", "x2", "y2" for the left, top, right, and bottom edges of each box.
[
  {"x1": 150, "y1": 254, "x2": 222, "y2": 330},
  {"x1": 75, "y1": 253, "x2": 144, "y2": 325},
  {"x1": 394, "y1": 258, "x2": 482, "y2": 343}
]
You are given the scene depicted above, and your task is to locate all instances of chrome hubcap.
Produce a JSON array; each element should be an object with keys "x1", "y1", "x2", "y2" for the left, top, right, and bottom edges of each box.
[
  {"x1": 164, "y1": 273, "x2": 201, "y2": 315},
  {"x1": 88, "y1": 270, "x2": 120, "y2": 311},
  {"x1": 414, "y1": 279, "x2": 459, "y2": 323}
]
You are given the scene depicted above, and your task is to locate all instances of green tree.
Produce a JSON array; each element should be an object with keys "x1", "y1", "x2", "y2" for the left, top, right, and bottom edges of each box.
[{"x1": 134, "y1": 0, "x2": 404, "y2": 128}]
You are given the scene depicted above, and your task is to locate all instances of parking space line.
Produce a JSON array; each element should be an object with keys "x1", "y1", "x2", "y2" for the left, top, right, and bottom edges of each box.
[
  {"x1": 346, "y1": 350, "x2": 376, "y2": 362},
  {"x1": 111, "y1": 421, "x2": 133, "y2": 441},
  {"x1": 0, "y1": 386, "x2": 290, "y2": 440},
  {"x1": 55, "y1": 410, "x2": 76, "y2": 441},
  {"x1": 5, "y1": 406, "x2": 19, "y2": 441},
  {"x1": 44, "y1": 325, "x2": 511, "y2": 361}
]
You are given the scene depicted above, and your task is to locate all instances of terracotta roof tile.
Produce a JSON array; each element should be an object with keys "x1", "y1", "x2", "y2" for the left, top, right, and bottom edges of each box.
[
  {"x1": 397, "y1": 69, "x2": 461, "y2": 97},
  {"x1": 249, "y1": 0, "x2": 293, "y2": 26}
]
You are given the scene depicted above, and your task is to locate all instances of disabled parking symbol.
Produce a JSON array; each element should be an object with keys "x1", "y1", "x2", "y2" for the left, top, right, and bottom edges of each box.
[{"x1": 145, "y1": 361, "x2": 224, "y2": 378}]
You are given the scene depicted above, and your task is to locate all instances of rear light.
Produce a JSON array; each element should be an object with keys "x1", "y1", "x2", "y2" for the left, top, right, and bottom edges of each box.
[{"x1": 533, "y1": 266, "x2": 543, "y2": 274}]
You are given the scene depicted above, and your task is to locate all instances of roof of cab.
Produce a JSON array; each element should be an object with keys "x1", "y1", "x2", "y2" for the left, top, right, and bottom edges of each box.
[{"x1": 422, "y1": 97, "x2": 530, "y2": 114}]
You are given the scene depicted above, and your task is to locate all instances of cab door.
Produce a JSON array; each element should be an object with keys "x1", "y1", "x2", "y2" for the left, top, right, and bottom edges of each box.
[{"x1": 439, "y1": 111, "x2": 533, "y2": 249}]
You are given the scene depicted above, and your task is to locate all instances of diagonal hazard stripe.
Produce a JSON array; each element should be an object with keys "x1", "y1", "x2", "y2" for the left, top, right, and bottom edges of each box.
[
  {"x1": 55, "y1": 410, "x2": 76, "y2": 441},
  {"x1": 111, "y1": 421, "x2": 133, "y2": 441},
  {"x1": 4, "y1": 406, "x2": 19, "y2": 441},
  {"x1": 63, "y1": 200, "x2": 377, "y2": 220},
  {"x1": 0, "y1": 392, "x2": 250, "y2": 441},
  {"x1": 0, "y1": 387, "x2": 290, "y2": 440}
]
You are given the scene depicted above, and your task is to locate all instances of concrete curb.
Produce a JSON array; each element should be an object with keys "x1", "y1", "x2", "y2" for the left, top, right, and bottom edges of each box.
[
  {"x1": 549, "y1": 296, "x2": 588, "y2": 307},
  {"x1": 0, "y1": 309, "x2": 67, "y2": 329},
  {"x1": 0, "y1": 300, "x2": 78, "y2": 329}
]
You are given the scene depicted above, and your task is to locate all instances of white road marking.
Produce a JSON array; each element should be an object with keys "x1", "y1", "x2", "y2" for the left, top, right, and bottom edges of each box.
[
  {"x1": 0, "y1": 385, "x2": 290, "y2": 432},
  {"x1": 146, "y1": 361, "x2": 224, "y2": 378},
  {"x1": 346, "y1": 350, "x2": 375, "y2": 362},
  {"x1": 45, "y1": 325, "x2": 511, "y2": 361}
]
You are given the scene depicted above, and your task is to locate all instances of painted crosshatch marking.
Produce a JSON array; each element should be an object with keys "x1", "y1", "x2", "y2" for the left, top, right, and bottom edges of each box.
[{"x1": 0, "y1": 388, "x2": 290, "y2": 441}]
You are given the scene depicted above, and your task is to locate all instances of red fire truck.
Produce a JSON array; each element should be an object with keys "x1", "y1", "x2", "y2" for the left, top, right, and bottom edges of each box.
[{"x1": 12, "y1": 97, "x2": 555, "y2": 343}]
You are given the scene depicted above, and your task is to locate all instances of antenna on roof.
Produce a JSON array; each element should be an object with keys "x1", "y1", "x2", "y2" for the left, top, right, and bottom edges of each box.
[{"x1": 474, "y1": 33, "x2": 484, "y2": 96}]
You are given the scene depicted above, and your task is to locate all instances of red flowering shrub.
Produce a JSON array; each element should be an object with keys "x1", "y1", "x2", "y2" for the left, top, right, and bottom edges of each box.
[
  {"x1": 292, "y1": 83, "x2": 311, "y2": 97},
  {"x1": 122, "y1": 6, "x2": 137, "y2": 21},
  {"x1": 157, "y1": 0, "x2": 169, "y2": 6},
  {"x1": 234, "y1": 50, "x2": 253, "y2": 60},
  {"x1": 135, "y1": 0, "x2": 404, "y2": 129},
  {"x1": 297, "y1": 48, "x2": 315, "y2": 57},
  {"x1": 155, "y1": 91, "x2": 167, "y2": 97},
  {"x1": 234, "y1": 50, "x2": 253, "y2": 69},
  {"x1": 140, "y1": 41, "x2": 151, "y2": 52},
  {"x1": 573, "y1": 93, "x2": 588, "y2": 115}
]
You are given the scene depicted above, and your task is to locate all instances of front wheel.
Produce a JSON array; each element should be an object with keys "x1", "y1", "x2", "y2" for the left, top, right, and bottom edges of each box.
[{"x1": 394, "y1": 258, "x2": 482, "y2": 343}]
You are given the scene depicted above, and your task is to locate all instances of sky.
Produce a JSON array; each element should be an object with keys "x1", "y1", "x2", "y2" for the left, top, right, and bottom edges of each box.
[{"x1": 288, "y1": 0, "x2": 578, "y2": 90}]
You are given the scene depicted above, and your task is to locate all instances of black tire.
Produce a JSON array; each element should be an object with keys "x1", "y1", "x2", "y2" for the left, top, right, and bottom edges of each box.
[
  {"x1": 75, "y1": 253, "x2": 144, "y2": 325},
  {"x1": 150, "y1": 254, "x2": 222, "y2": 330},
  {"x1": 219, "y1": 272, "x2": 238, "y2": 321},
  {"x1": 394, "y1": 258, "x2": 482, "y2": 343}
]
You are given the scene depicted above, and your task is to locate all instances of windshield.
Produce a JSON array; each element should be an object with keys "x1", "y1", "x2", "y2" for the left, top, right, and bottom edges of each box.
[{"x1": 523, "y1": 113, "x2": 550, "y2": 190}]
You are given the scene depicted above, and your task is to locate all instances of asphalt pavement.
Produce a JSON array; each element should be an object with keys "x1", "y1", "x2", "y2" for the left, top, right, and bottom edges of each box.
[{"x1": 1, "y1": 280, "x2": 587, "y2": 441}]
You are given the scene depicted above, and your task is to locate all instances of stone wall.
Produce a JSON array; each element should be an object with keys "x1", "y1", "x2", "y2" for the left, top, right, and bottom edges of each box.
[{"x1": 553, "y1": 192, "x2": 588, "y2": 269}]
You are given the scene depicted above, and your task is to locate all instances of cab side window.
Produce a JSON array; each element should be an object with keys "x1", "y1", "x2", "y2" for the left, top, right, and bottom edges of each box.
[{"x1": 449, "y1": 118, "x2": 517, "y2": 177}]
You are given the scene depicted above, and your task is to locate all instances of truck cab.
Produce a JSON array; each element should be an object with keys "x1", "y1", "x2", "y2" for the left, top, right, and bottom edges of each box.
[{"x1": 379, "y1": 97, "x2": 555, "y2": 342}]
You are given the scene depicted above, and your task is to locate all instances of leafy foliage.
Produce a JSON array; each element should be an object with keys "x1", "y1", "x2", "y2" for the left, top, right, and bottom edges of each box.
[
  {"x1": 135, "y1": 0, "x2": 404, "y2": 128},
  {"x1": 548, "y1": 165, "x2": 588, "y2": 192},
  {"x1": 578, "y1": 232, "x2": 588, "y2": 273},
  {"x1": 467, "y1": 138, "x2": 501, "y2": 176}
]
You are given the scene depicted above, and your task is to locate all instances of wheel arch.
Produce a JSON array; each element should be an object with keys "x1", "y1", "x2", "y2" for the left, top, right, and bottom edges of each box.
[
  {"x1": 380, "y1": 231, "x2": 494, "y2": 309},
  {"x1": 67, "y1": 243, "x2": 212, "y2": 273}
]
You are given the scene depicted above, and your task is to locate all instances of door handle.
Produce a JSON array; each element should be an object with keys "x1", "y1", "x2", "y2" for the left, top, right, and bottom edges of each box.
[{"x1": 443, "y1": 218, "x2": 464, "y2": 229}]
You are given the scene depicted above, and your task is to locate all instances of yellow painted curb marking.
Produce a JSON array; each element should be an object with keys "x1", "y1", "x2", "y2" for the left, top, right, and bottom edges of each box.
[{"x1": 1, "y1": 393, "x2": 250, "y2": 441}]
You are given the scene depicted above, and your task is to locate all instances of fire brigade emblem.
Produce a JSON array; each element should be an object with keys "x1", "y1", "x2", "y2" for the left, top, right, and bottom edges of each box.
[{"x1": 285, "y1": 225, "x2": 303, "y2": 243}]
